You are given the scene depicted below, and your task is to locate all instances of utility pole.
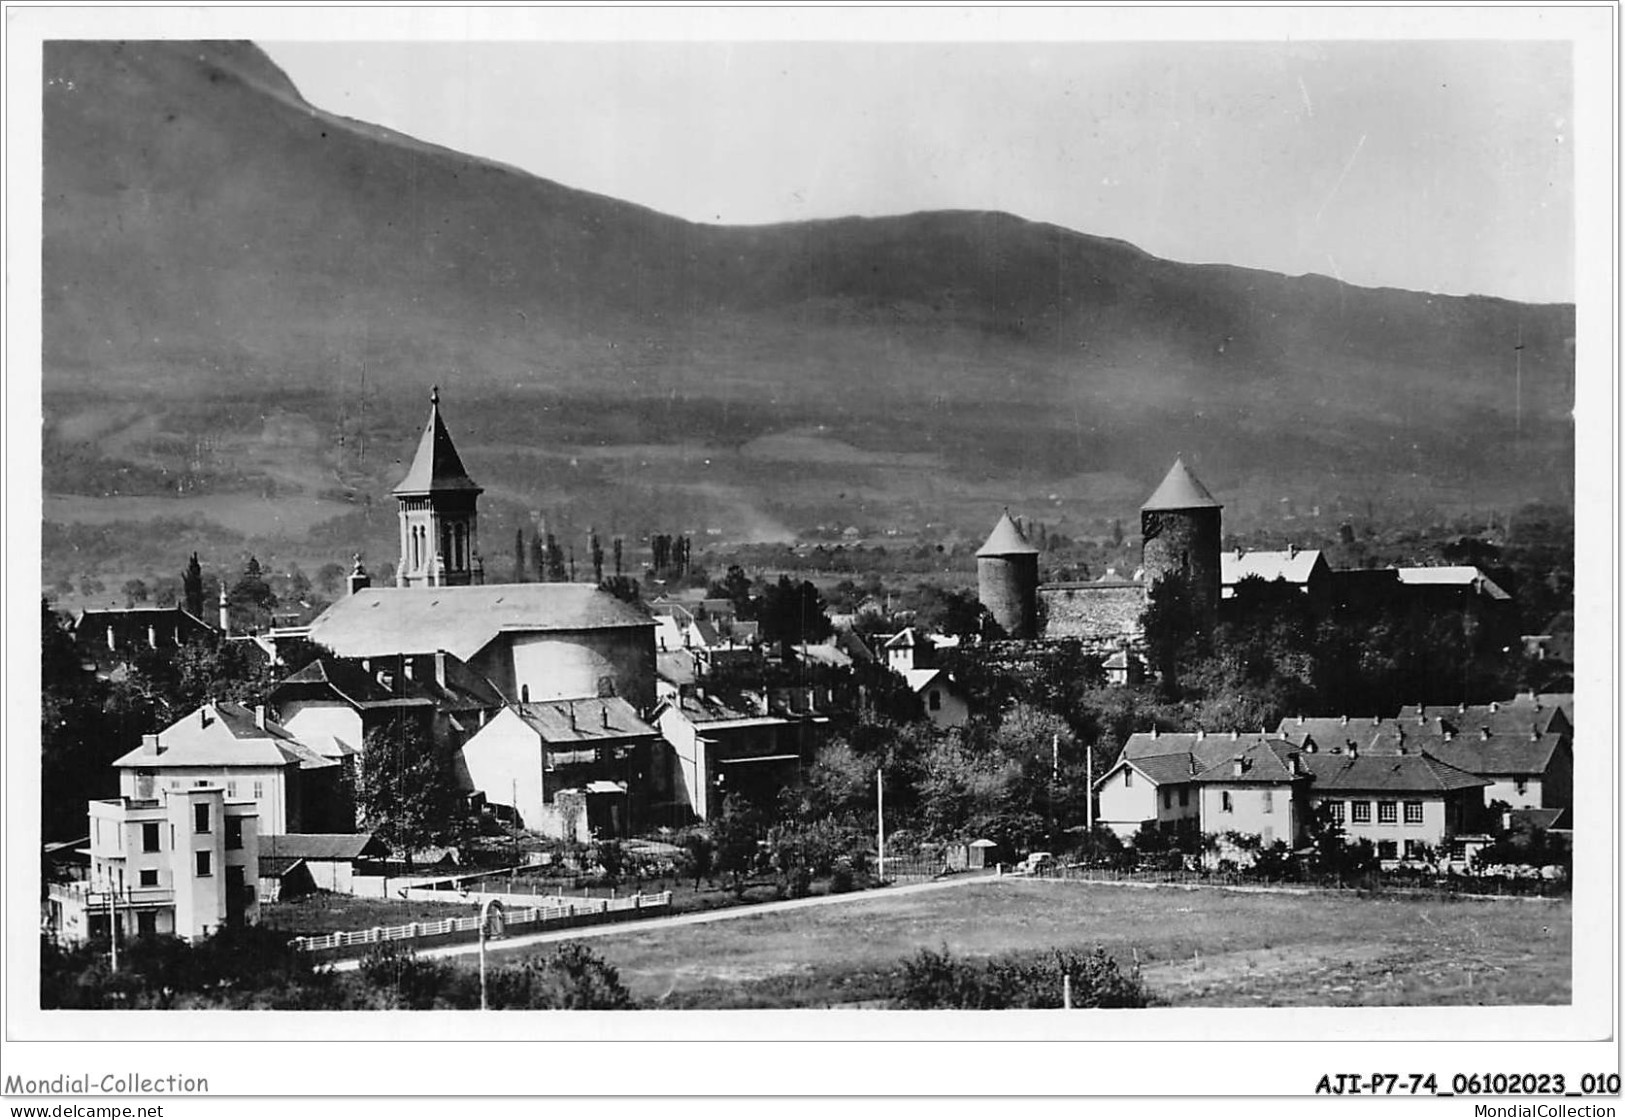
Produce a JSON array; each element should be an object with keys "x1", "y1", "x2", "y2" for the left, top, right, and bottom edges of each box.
[
  {"x1": 876, "y1": 768, "x2": 885, "y2": 882},
  {"x1": 1085, "y1": 742, "x2": 1095, "y2": 833}
]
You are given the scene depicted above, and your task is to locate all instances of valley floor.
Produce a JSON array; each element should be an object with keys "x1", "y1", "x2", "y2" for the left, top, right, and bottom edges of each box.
[{"x1": 536, "y1": 877, "x2": 1570, "y2": 1009}]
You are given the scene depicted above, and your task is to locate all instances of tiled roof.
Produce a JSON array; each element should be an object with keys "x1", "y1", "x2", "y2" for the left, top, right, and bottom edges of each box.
[
  {"x1": 1419, "y1": 733, "x2": 1566, "y2": 778},
  {"x1": 662, "y1": 691, "x2": 781, "y2": 726},
  {"x1": 1122, "y1": 753, "x2": 1201, "y2": 786},
  {"x1": 1141, "y1": 458, "x2": 1221, "y2": 511},
  {"x1": 1506, "y1": 807, "x2": 1568, "y2": 831},
  {"x1": 976, "y1": 511, "x2": 1039, "y2": 557},
  {"x1": 1393, "y1": 699, "x2": 1570, "y2": 739},
  {"x1": 114, "y1": 702, "x2": 337, "y2": 770},
  {"x1": 1222, "y1": 549, "x2": 1325, "y2": 588},
  {"x1": 1191, "y1": 739, "x2": 1306, "y2": 784},
  {"x1": 656, "y1": 650, "x2": 700, "y2": 687},
  {"x1": 272, "y1": 656, "x2": 427, "y2": 708},
  {"x1": 392, "y1": 391, "x2": 482, "y2": 496},
  {"x1": 307, "y1": 584, "x2": 653, "y2": 661},
  {"x1": 259, "y1": 833, "x2": 388, "y2": 861},
  {"x1": 1274, "y1": 716, "x2": 1394, "y2": 751},
  {"x1": 1394, "y1": 566, "x2": 1511, "y2": 600},
  {"x1": 1299, "y1": 750, "x2": 1489, "y2": 793},
  {"x1": 511, "y1": 697, "x2": 657, "y2": 744},
  {"x1": 1121, "y1": 731, "x2": 1256, "y2": 772}
]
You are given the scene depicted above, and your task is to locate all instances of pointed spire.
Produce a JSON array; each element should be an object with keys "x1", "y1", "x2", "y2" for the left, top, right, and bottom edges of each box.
[
  {"x1": 977, "y1": 508, "x2": 1039, "y2": 557},
  {"x1": 1141, "y1": 457, "x2": 1221, "y2": 511},
  {"x1": 392, "y1": 386, "x2": 483, "y2": 496}
]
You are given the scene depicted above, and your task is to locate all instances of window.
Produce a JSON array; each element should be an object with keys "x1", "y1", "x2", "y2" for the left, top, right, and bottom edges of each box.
[
  {"x1": 225, "y1": 816, "x2": 243, "y2": 851},
  {"x1": 1514, "y1": 779, "x2": 1529, "y2": 796},
  {"x1": 139, "y1": 868, "x2": 158, "y2": 887},
  {"x1": 928, "y1": 691, "x2": 941, "y2": 711},
  {"x1": 253, "y1": 781, "x2": 264, "y2": 800},
  {"x1": 1261, "y1": 790, "x2": 1274, "y2": 814},
  {"x1": 1179, "y1": 788, "x2": 1189, "y2": 808},
  {"x1": 195, "y1": 850, "x2": 212, "y2": 878},
  {"x1": 1221, "y1": 791, "x2": 1233, "y2": 813},
  {"x1": 1123, "y1": 770, "x2": 1133, "y2": 788},
  {"x1": 1326, "y1": 800, "x2": 1345, "y2": 824},
  {"x1": 1377, "y1": 840, "x2": 1398, "y2": 861},
  {"x1": 1162, "y1": 789, "x2": 1172, "y2": 811},
  {"x1": 1404, "y1": 840, "x2": 1424, "y2": 861},
  {"x1": 1404, "y1": 801, "x2": 1424, "y2": 825},
  {"x1": 142, "y1": 822, "x2": 161, "y2": 852},
  {"x1": 194, "y1": 802, "x2": 211, "y2": 833},
  {"x1": 1261, "y1": 827, "x2": 1274, "y2": 846},
  {"x1": 1377, "y1": 801, "x2": 1398, "y2": 825},
  {"x1": 226, "y1": 781, "x2": 237, "y2": 798},
  {"x1": 1351, "y1": 801, "x2": 1371, "y2": 824}
]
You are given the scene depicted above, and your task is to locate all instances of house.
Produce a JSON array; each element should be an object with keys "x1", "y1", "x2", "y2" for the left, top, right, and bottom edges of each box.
[
  {"x1": 1102, "y1": 648, "x2": 1146, "y2": 686},
  {"x1": 1103, "y1": 730, "x2": 1490, "y2": 867},
  {"x1": 269, "y1": 652, "x2": 504, "y2": 756},
  {"x1": 46, "y1": 785, "x2": 260, "y2": 944},
  {"x1": 1221, "y1": 547, "x2": 1330, "y2": 599},
  {"x1": 653, "y1": 691, "x2": 818, "y2": 821},
  {"x1": 883, "y1": 627, "x2": 933, "y2": 674},
  {"x1": 1095, "y1": 751, "x2": 1200, "y2": 841},
  {"x1": 1393, "y1": 696, "x2": 1571, "y2": 740},
  {"x1": 70, "y1": 604, "x2": 218, "y2": 677},
  {"x1": 111, "y1": 702, "x2": 349, "y2": 835},
  {"x1": 1191, "y1": 739, "x2": 1313, "y2": 857},
  {"x1": 904, "y1": 667, "x2": 969, "y2": 729},
  {"x1": 456, "y1": 698, "x2": 663, "y2": 841},
  {"x1": 1296, "y1": 742, "x2": 1490, "y2": 863},
  {"x1": 1274, "y1": 714, "x2": 1404, "y2": 752},
  {"x1": 1395, "y1": 728, "x2": 1572, "y2": 818},
  {"x1": 256, "y1": 832, "x2": 389, "y2": 900},
  {"x1": 1392, "y1": 565, "x2": 1512, "y2": 602}
]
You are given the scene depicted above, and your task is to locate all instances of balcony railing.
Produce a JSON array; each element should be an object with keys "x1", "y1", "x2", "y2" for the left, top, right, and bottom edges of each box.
[{"x1": 50, "y1": 882, "x2": 174, "y2": 908}]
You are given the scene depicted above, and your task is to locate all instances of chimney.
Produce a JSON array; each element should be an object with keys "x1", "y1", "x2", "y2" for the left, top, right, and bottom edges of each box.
[
  {"x1": 1287, "y1": 752, "x2": 1301, "y2": 775},
  {"x1": 1530, "y1": 727, "x2": 1541, "y2": 742},
  {"x1": 255, "y1": 705, "x2": 267, "y2": 730},
  {"x1": 434, "y1": 650, "x2": 448, "y2": 688},
  {"x1": 1195, "y1": 728, "x2": 1206, "y2": 740},
  {"x1": 143, "y1": 733, "x2": 163, "y2": 756},
  {"x1": 1339, "y1": 715, "x2": 1348, "y2": 727},
  {"x1": 1287, "y1": 543, "x2": 1298, "y2": 560},
  {"x1": 218, "y1": 586, "x2": 230, "y2": 634},
  {"x1": 1346, "y1": 743, "x2": 1358, "y2": 760},
  {"x1": 1303, "y1": 740, "x2": 1316, "y2": 753},
  {"x1": 1150, "y1": 728, "x2": 1159, "y2": 740},
  {"x1": 569, "y1": 704, "x2": 578, "y2": 732},
  {"x1": 1296, "y1": 715, "x2": 1305, "y2": 726},
  {"x1": 1232, "y1": 757, "x2": 1246, "y2": 778},
  {"x1": 347, "y1": 555, "x2": 371, "y2": 596},
  {"x1": 1489, "y1": 701, "x2": 1500, "y2": 713},
  {"x1": 1457, "y1": 701, "x2": 1467, "y2": 714},
  {"x1": 402, "y1": 658, "x2": 414, "y2": 681},
  {"x1": 199, "y1": 707, "x2": 213, "y2": 729},
  {"x1": 1480, "y1": 727, "x2": 1491, "y2": 740},
  {"x1": 1444, "y1": 728, "x2": 1455, "y2": 742},
  {"x1": 601, "y1": 703, "x2": 611, "y2": 729},
  {"x1": 1230, "y1": 729, "x2": 1239, "y2": 741}
]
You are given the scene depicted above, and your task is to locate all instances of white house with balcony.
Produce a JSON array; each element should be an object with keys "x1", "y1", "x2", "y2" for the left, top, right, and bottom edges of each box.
[{"x1": 46, "y1": 785, "x2": 260, "y2": 944}]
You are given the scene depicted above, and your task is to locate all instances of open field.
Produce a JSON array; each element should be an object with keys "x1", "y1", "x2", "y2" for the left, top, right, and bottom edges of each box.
[{"x1": 559, "y1": 879, "x2": 1571, "y2": 1009}]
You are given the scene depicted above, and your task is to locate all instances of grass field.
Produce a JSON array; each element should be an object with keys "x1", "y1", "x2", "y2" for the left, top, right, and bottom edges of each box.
[{"x1": 572, "y1": 879, "x2": 1571, "y2": 1010}]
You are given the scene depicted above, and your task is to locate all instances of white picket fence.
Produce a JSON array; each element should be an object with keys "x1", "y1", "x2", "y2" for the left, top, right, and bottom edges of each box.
[{"x1": 290, "y1": 891, "x2": 672, "y2": 954}]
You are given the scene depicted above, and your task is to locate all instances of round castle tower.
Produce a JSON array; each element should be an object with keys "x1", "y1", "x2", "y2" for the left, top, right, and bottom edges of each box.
[
  {"x1": 977, "y1": 510, "x2": 1040, "y2": 639},
  {"x1": 1140, "y1": 458, "x2": 1223, "y2": 619}
]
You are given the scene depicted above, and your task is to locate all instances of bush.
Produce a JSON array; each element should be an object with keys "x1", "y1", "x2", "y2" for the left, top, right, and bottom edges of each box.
[{"x1": 897, "y1": 945, "x2": 1152, "y2": 1009}]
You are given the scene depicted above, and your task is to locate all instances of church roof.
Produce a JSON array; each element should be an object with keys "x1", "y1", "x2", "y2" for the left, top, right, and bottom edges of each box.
[
  {"x1": 976, "y1": 511, "x2": 1039, "y2": 557},
  {"x1": 307, "y1": 584, "x2": 654, "y2": 661},
  {"x1": 1141, "y1": 458, "x2": 1222, "y2": 511},
  {"x1": 392, "y1": 387, "x2": 483, "y2": 497}
]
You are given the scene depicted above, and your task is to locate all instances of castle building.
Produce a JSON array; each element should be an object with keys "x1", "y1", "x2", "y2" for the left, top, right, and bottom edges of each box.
[
  {"x1": 976, "y1": 511, "x2": 1039, "y2": 639},
  {"x1": 1139, "y1": 457, "x2": 1223, "y2": 619},
  {"x1": 394, "y1": 386, "x2": 483, "y2": 588}
]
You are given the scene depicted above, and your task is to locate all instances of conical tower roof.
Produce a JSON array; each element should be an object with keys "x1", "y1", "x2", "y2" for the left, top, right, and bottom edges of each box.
[
  {"x1": 976, "y1": 510, "x2": 1039, "y2": 557},
  {"x1": 1141, "y1": 458, "x2": 1221, "y2": 511},
  {"x1": 392, "y1": 386, "x2": 483, "y2": 496}
]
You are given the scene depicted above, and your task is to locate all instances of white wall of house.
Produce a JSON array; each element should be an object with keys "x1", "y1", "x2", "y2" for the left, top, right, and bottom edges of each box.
[
  {"x1": 120, "y1": 764, "x2": 296, "y2": 835},
  {"x1": 1482, "y1": 776, "x2": 1545, "y2": 811},
  {"x1": 1308, "y1": 792, "x2": 1460, "y2": 859},
  {"x1": 457, "y1": 708, "x2": 547, "y2": 828},
  {"x1": 1096, "y1": 765, "x2": 1156, "y2": 839},
  {"x1": 655, "y1": 709, "x2": 710, "y2": 819},
  {"x1": 487, "y1": 628, "x2": 654, "y2": 710},
  {"x1": 277, "y1": 701, "x2": 364, "y2": 752},
  {"x1": 1198, "y1": 783, "x2": 1300, "y2": 849},
  {"x1": 920, "y1": 685, "x2": 968, "y2": 729}
]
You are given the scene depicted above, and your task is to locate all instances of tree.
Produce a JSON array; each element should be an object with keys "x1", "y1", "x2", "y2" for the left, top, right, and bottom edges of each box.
[
  {"x1": 676, "y1": 829, "x2": 715, "y2": 889},
  {"x1": 357, "y1": 714, "x2": 463, "y2": 859},
  {"x1": 709, "y1": 800, "x2": 765, "y2": 894},
  {"x1": 122, "y1": 578, "x2": 150, "y2": 607},
  {"x1": 228, "y1": 555, "x2": 277, "y2": 632},
  {"x1": 758, "y1": 576, "x2": 833, "y2": 660}
]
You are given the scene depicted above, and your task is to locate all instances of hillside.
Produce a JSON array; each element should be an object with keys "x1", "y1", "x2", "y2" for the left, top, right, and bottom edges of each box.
[{"x1": 41, "y1": 41, "x2": 1574, "y2": 595}]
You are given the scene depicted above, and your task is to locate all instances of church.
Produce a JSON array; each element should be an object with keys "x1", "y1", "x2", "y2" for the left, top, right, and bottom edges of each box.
[{"x1": 305, "y1": 389, "x2": 657, "y2": 712}]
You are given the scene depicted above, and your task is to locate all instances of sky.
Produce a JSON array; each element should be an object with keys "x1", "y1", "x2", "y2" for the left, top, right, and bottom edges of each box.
[{"x1": 261, "y1": 38, "x2": 1574, "y2": 304}]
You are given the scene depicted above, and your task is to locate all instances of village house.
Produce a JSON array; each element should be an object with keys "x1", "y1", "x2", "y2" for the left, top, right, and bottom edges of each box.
[
  {"x1": 110, "y1": 702, "x2": 350, "y2": 835},
  {"x1": 904, "y1": 667, "x2": 970, "y2": 730},
  {"x1": 455, "y1": 698, "x2": 662, "y2": 841},
  {"x1": 653, "y1": 690, "x2": 820, "y2": 821},
  {"x1": 47, "y1": 785, "x2": 260, "y2": 944},
  {"x1": 1220, "y1": 545, "x2": 1331, "y2": 599}
]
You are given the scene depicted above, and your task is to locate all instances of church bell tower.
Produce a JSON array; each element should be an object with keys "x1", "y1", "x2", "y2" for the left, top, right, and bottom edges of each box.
[{"x1": 394, "y1": 386, "x2": 484, "y2": 588}]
